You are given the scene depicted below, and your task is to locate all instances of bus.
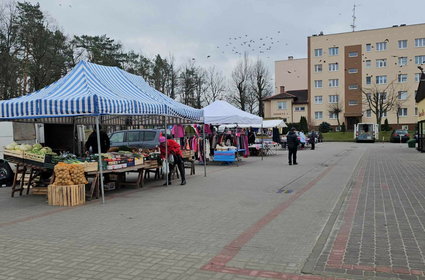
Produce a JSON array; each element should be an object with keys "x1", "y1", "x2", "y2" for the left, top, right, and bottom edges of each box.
[{"x1": 354, "y1": 123, "x2": 379, "y2": 143}]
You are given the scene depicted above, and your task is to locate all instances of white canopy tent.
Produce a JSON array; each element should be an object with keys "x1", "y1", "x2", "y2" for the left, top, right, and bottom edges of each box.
[
  {"x1": 218, "y1": 119, "x2": 287, "y2": 130},
  {"x1": 203, "y1": 100, "x2": 262, "y2": 125}
]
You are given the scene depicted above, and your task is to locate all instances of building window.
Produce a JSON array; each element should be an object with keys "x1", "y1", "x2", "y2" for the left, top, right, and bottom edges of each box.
[
  {"x1": 398, "y1": 74, "x2": 407, "y2": 83},
  {"x1": 366, "y1": 43, "x2": 372, "y2": 52},
  {"x1": 415, "y1": 107, "x2": 418, "y2": 116},
  {"x1": 398, "y1": 108, "x2": 408, "y2": 117},
  {"x1": 348, "y1": 84, "x2": 358, "y2": 90},
  {"x1": 277, "y1": 101, "x2": 287, "y2": 110},
  {"x1": 376, "y1": 59, "x2": 387, "y2": 68},
  {"x1": 348, "y1": 68, "x2": 358, "y2": 74},
  {"x1": 365, "y1": 60, "x2": 371, "y2": 68},
  {"x1": 415, "y1": 38, "x2": 425, "y2": 47},
  {"x1": 328, "y1": 47, "x2": 339, "y2": 56},
  {"x1": 314, "y1": 111, "x2": 323, "y2": 120},
  {"x1": 329, "y1": 95, "x2": 339, "y2": 103},
  {"x1": 366, "y1": 109, "x2": 372, "y2": 118},
  {"x1": 329, "y1": 112, "x2": 337, "y2": 119},
  {"x1": 349, "y1": 52, "x2": 358, "y2": 57},
  {"x1": 314, "y1": 48, "x2": 322, "y2": 57},
  {"x1": 376, "y1": 42, "x2": 387, "y2": 51},
  {"x1": 398, "y1": 40, "x2": 408, "y2": 49},
  {"x1": 328, "y1": 79, "x2": 339, "y2": 87},
  {"x1": 314, "y1": 64, "x2": 322, "y2": 72},
  {"x1": 314, "y1": 80, "x2": 323, "y2": 88},
  {"x1": 398, "y1": 91, "x2": 408, "y2": 100},
  {"x1": 398, "y1": 57, "x2": 408, "y2": 66},
  {"x1": 328, "y1": 63, "x2": 339, "y2": 71},
  {"x1": 416, "y1": 73, "x2": 422, "y2": 82},
  {"x1": 415, "y1": 55, "x2": 425, "y2": 64},
  {"x1": 376, "y1": 75, "x2": 387, "y2": 84},
  {"x1": 348, "y1": 100, "x2": 358, "y2": 106},
  {"x1": 366, "y1": 76, "x2": 372, "y2": 85},
  {"x1": 294, "y1": 107, "x2": 305, "y2": 112},
  {"x1": 381, "y1": 111, "x2": 387, "y2": 117},
  {"x1": 379, "y1": 92, "x2": 387, "y2": 101},
  {"x1": 314, "y1": 96, "x2": 323, "y2": 104}
]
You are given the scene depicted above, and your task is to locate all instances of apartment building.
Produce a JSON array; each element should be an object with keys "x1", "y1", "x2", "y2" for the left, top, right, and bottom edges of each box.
[{"x1": 308, "y1": 23, "x2": 425, "y2": 130}]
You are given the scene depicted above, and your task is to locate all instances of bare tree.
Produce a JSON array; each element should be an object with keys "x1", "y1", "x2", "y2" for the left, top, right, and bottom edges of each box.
[
  {"x1": 328, "y1": 95, "x2": 343, "y2": 129},
  {"x1": 250, "y1": 58, "x2": 272, "y2": 117},
  {"x1": 194, "y1": 67, "x2": 207, "y2": 109},
  {"x1": 393, "y1": 89, "x2": 409, "y2": 125},
  {"x1": 362, "y1": 81, "x2": 399, "y2": 126},
  {"x1": 231, "y1": 52, "x2": 250, "y2": 111},
  {"x1": 204, "y1": 66, "x2": 226, "y2": 104}
]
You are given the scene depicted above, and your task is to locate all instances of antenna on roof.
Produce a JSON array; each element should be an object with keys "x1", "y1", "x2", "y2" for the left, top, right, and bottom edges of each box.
[{"x1": 350, "y1": 3, "x2": 357, "y2": 32}]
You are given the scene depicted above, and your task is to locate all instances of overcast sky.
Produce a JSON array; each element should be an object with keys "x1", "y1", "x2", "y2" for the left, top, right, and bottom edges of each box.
[{"x1": 31, "y1": 0, "x2": 425, "y2": 82}]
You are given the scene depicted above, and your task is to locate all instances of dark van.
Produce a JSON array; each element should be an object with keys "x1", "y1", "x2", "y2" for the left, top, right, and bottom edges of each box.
[{"x1": 109, "y1": 129, "x2": 161, "y2": 149}]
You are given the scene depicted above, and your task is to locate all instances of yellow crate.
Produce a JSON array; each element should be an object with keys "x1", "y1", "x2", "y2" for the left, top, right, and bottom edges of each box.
[
  {"x1": 24, "y1": 152, "x2": 45, "y2": 163},
  {"x1": 134, "y1": 158, "x2": 144, "y2": 166},
  {"x1": 4, "y1": 150, "x2": 24, "y2": 158}
]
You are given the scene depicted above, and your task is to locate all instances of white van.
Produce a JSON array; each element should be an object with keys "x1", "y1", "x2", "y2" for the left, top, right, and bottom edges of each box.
[{"x1": 354, "y1": 123, "x2": 379, "y2": 143}]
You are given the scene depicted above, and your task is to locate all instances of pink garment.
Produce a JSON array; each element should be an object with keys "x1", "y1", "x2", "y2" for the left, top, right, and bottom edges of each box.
[
  {"x1": 172, "y1": 125, "x2": 185, "y2": 138},
  {"x1": 204, "y1": 124, "x2": 212, "y2": 135}
]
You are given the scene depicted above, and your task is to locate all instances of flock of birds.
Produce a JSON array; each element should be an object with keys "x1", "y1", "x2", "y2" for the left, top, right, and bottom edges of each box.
[{"x1": 208, "y1": 31, "x2": 288, "y2": 60}]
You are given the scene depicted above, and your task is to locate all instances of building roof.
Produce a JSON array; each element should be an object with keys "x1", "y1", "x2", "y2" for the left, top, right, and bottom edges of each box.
[
  {"x1": 415, "y1": 72, "x2": 425, "y2": 103},
  {"x1": 263, "y1": 89, "x2": 308, "y2": 104}
]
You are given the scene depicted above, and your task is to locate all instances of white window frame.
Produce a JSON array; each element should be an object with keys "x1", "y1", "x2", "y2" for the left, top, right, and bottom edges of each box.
[
  {"x1": 314, "y1": 96, "x2": 323, "y2": 104},
  {"x1": 348, "y1": 68, "x2": 358, "y2": 74},
  {"x1": 415, "y1": 38, "x2": 425, "y2": 47},
  {"x1": 415, "y1": 55, "x2": 425, "y2": 64},
  {"x1": 365, "y1": 60, "x2": 371, "y2": 68},
  {"x1": 328, "y1": 47, "x2": 339, "y2": 56},
  {"x1": 328, "y1": 63, "x2": 339, "y2": 71},
  {"x1": 381, "y1": 111, "x2": 387, "y2": 117},
  {"x1": 314, "y1": 111, "x2": 323, "y2": 120},
  {"x1": 398, "y1": 91, "x2": 408, "y2": 100},
  {"x1": 365, "y1": 44, "x2": 372, "y2": 52},
  {"x1": 366, "y1": 109, "x2": 372, "y2": 118},
  {"x1": 329, "y1": 112, "x2": 337, "y2": 119},
  {"x1": 329, "y1": 79, "x2": 339, "y2": 88},
  {"x1": 314, "y1": 48, "x2": 323, "y2": 57},
  {"x1": 277, "y1": 101, "x2": 287, "y2": 110},
  {"x1": 348, "y1": 85, "x2": 358, "y2": 90},
  {"x1": 376, "y1": 59, "x2": 387, "y2": 68},
  {"x1": 314, "y1": 64, "x2": 322, "y2": 72},
  {"x1": 376, "y1": 42, "x2": 387, "y2": 51},
  {"x1": 348, "y1": 52, "x2": 358, "y2": 57},
  {"x1": 329, "y1": 95, "x2": 339, "y2": 103},
  {"x1": 398, "y1": 74, "x2": 407, "y2": 83},
  {"x1": 294, "y1": 107, "x2": 305, "y2": 112},
  {"x1": 366, "y1": 76, "x2": 372, "y2": 85},
  {"x1": 376, "y1": 75, "x2": 387, "y2": 84},
  {"x1": 398, "y1": 57, "x2": 408, "y2": 66},
  {"x1": 398, "y1": 40, "x2": 407, "y2": 49},
  {"x1": 398, "y1": 108, "x2": 408, "y2": 117},
  {"x1": 314, "y1": 80, "x2": 323, "y2": 88},
  {"x1": 416, "y1": 73, "x2": 422, "y2": 82},
  {"x1": 348, "y1": 100, "x2": 358, "y2": 106}
]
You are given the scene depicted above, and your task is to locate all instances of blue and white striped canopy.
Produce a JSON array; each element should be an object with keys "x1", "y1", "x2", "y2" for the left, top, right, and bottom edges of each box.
[{"x1": 0, "y1": 61, "x2": 203, "y2": 122}]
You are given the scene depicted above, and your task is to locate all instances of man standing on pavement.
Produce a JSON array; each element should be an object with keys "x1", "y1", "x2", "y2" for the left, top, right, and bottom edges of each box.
[
  {"x1": 159, "y1": 135, "x2": 186, "y2": 186},
  {"x1": 287, "y1": 127, "x2": 299, "y2": 165},
  {"x1": 309, "y1": 131, "x2": 317, "y2": 150}
]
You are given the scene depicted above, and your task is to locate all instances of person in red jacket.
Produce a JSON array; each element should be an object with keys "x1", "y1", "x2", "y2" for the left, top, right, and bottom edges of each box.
[{"x1": 159, "y1": 135, "x2": 186, "y2": 186}]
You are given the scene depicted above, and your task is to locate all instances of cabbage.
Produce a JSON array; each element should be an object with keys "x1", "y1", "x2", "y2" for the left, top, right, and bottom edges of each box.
[
  {"x1": 5, "y1": 142, "x2": 17, "y2": 150},
  {"x1": 44, "y1": 147, "x2": 52, "y2": 153},
  {"x1": 32, "y1": 143, "x2": 42, "y2": 150},
  {"x1": 21, "y1": 144, "x2": 32, "y2": 151}
]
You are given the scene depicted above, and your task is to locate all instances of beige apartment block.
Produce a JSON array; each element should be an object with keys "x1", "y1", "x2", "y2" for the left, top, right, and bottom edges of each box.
[
  {"x1": 263, "y1": 86, "x2": 308, "y2": 123},
  {"x1": 275, "y1": 57, "x2": 308, "y2": 92},
  {"x1": 308, "y1": 23, "x2": 425, "y2": 130}
]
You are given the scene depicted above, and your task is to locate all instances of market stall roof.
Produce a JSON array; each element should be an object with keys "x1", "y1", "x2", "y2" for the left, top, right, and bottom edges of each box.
[
  {"x1": 203, "y1": 100, "x2": 262, "y2": 125},
  {"x1": 0, "y1": 61, "x2": 203, "y2": 122},
  {"x1": 218, "y1": 119, "x2": 287, "y2": 129}
]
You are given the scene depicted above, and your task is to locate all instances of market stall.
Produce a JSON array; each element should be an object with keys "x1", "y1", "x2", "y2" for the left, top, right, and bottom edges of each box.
[
  {"x1": 0, "y1": 61, "x2": 203, "y2": 204},
  {"x1": 203, "y1": 100, "x2": 262, "y2": 162}
]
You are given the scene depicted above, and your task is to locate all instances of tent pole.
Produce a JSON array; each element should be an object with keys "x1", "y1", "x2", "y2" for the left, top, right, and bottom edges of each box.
[
  {"x1": 95, "y1": 116, "x2": 105, "y2": 204},
  {"x1": 203, "y1": 124, "x2": 206, "y2": 177},
  {"x1": 261, "y1": 123, "x2": 264, "y2": 160},
  {"x1": 164, "y1": 116, "x2": 169, "y2": 185}
]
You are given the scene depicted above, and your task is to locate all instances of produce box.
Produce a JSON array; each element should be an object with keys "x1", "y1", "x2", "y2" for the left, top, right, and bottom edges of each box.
[
  {"x1": 48, "y1": 184, "x2": 85, "y2": 207},
  {"x1": 23, "y1": 152, "x2": 53, "y2": 163},
  {"x1": 3, "y1": 149, "x2": 24, "y2": 158},
  {"x1": 83, "y1": 162, "x2": 98, "y2": 172},
  {"x1": 134, "y1": 158, "x2": 144, "y2": 166},
  {"x1": 181, "y1": 150, "x2": 194, "y2": 159}
]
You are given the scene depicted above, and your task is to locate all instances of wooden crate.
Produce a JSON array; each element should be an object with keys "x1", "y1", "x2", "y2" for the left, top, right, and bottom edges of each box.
[
  {"x1": 48, "y1": 184, "x2": 85, "y2": 207},
  {"x1": 24, "y1": 152, "x2": 45, "y2": 163},
  {"x1": 181, "y1": 150, "x2": 194, "y2": 159},
  {"x1": 83, "y1": 162, "x2": 98, "y2": 172},
  {"x1": 32, "y1": 187, "x2": 48, "y2": 195},
  {"x1": 4, "y1": 150, "x2": 24, "y2": 158}
]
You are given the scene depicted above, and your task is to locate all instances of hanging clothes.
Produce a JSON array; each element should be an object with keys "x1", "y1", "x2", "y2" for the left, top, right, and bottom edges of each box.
[
  {"x1": 272, "y1": 127, "x2": 281, "y2": 143},
  {"x1": 172, "y1": 125, "x2": 185, "y2": 138}
]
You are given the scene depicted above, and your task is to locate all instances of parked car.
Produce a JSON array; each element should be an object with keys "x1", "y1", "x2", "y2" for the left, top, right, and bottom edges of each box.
[
  {"x1": 109, "y1": 129, "x2": 162, "y2": 149},
  {"x1": 390, "y1": 129, "x2": 410, "y2": 143},
  {"x1": 354, "y1": 123, "x2": 379, "y2": 143}
]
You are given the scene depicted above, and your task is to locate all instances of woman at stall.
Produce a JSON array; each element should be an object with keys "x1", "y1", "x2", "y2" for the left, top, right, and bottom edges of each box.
[{"x1": 159, "y1": 135, "x2": 186, "y2": 186}]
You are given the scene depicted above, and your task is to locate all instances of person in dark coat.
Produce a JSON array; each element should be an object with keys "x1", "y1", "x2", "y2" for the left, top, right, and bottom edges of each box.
[
  {"x1": 309, "y1": 131, "x2": 317, "y2": 150},
  {"x1": 85, "y1": 126, "x2": 110, "y2": 154},
  {"x1": 286, "y1": 127, "x2": 299, "y2": 165}
]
